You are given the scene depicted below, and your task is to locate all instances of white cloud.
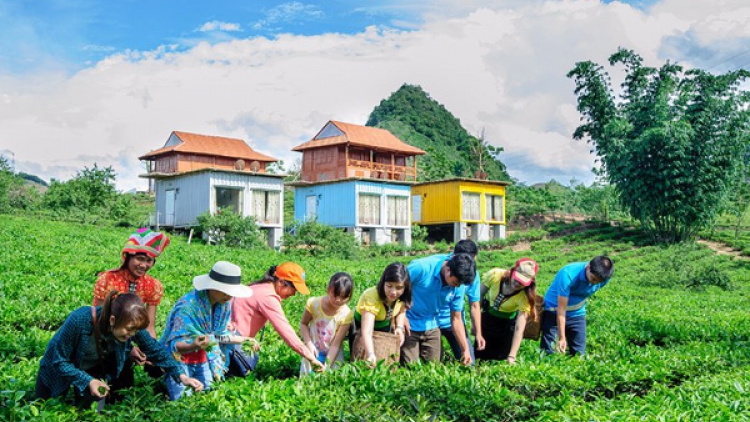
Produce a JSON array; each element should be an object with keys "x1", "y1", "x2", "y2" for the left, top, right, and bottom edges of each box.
[
  {"x1": 197, "y1": 21, "x2": 242, "y2": 33},
  {"x1": 252, "y1": 2, "x2": 325, "y2": 31},
  {"x1": 1, "y1": 0, "x2": 748, "y2": 190}
]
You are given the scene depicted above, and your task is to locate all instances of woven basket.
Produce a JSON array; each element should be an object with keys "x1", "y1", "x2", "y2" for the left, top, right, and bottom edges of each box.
[
  {"x1": 351, "y1": 331, "x2": 400, "y2": 365},
  {"x1": 523, "y1": 295, "x2": 545, "y2": 340}
]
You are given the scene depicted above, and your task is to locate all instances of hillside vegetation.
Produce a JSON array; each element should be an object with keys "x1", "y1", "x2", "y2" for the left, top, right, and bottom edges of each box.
[
  {"x1": 3, "y1": 215, "x2": 750, "y2": 421},
  {"x1": 367, "y1": 84, "x2": 510, "y2": 182}
]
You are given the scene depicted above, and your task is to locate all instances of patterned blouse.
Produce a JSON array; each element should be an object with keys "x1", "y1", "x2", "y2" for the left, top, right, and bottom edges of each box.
[{"x1": 93, "y1": 268, "x2": 164, "y2": 306}]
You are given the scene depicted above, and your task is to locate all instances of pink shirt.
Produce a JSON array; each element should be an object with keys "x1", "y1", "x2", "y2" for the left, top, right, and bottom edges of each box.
[{"x1": 231, "y1": 283, "x2": 307, "y2": 357}]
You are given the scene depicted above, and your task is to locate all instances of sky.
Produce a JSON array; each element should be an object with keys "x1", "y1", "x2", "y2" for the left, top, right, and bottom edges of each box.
[{"x1": 1, "y1": 0, "x2": 749, "y2": 191}]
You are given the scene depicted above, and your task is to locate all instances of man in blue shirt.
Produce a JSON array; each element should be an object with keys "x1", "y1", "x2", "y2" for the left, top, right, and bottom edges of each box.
[
  {"x1": 540, "y1": 255, "x2": 614, "y2": 356},
  {"x1": 436, "y1": 240, "x2": 484, "y2": 364},
  {"x1": 402, "y1": 253, "x2": 476, "y2": 366}
]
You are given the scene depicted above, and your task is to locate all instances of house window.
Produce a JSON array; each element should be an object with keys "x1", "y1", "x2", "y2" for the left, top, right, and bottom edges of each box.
[
  {"x1": 216, "y1": 187, "x2": 242, "y2": 214},
  {"x1": 253, "y1": 190, "x2": 281, "y2": 224},
  {"x1": 306, "y1": 195, "x2": 318, "y2": 221},
  {"x1": 387, "y1": 196, "x2": 408, "y2": 226},
  {"x1": 461, "y1": 192, "x2": 481, "y2": 221},
  {"x1": 358, "y1": 194, "x2": 381, "y2": 225},
  {"x1": 486, "y1": 194, "x2": 504, "y2": 222}
]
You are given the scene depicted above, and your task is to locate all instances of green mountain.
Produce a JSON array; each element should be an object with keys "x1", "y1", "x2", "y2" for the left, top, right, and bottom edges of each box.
[{"x1": 366, "y1": 84, "x2": 510, "y2": 182}]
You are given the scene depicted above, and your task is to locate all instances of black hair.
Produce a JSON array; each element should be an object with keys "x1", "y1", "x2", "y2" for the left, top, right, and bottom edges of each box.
[
  {"x1": 377, "y1": 262, "x2": 412, "y2": 309},
  {"x1": 99, "y1": 290, "x2": 148, "y2": 335},
  {"x1": 328, "y1": 272, "x2": 353, "y2": 299},
  {"x1": 454, "y1": 239, "x2": 478, "y2": 257},
  {"x1": 250, "y1": 265, "x2": 278, "y2": 285},
  {"x1": 446, "y1": 253, "x2": 476, "y2": 286},
  {"x1": 589, "y1": 256, "x2": 614, "y2": 280}
]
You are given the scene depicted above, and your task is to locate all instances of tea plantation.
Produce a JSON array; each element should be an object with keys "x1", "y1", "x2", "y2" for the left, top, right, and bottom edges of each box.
[{"x1": 1, "y1": 215, "x2": 749, "y2": 421}]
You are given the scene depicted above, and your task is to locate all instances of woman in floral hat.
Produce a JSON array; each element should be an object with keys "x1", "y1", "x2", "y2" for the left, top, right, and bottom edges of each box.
[
  {"x1": 92, "y1": 228, "x2": 170, "y2": 387},
  {"x1": 475, "y1": 258, "x2": 539, "y2": 364},
  {"x1": 231, "y1": 262, "x2": 325, "y2": 372}
]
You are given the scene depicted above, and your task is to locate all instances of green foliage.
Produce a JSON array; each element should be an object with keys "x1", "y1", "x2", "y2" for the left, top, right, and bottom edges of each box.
[
  {"x1": 196, "y1": 210, "x2": 268, "y2": 249},
  {"x1": 283, "y1": 219, "x2": 362, "y2": 259},
  {"x1": 367, "y1": 84, "x2": 510, "y2": 182},
  {"x1": 0, "y1": 158, "x2": 41, "y2": 212},
  {"x1": 4, "y1": 215, "x2": 750, "y2": 421},
  {"x1": 568, "y1": 48, "x2": 750, "y2": 243}
]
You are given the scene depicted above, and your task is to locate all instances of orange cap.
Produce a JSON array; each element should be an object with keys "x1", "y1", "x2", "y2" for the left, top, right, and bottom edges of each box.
[{"x1": 275, "y1": 262, "x2": 310, "y2": 295}]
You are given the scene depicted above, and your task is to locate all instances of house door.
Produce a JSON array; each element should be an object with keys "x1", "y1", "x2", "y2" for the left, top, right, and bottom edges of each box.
[
  {"x1": 306, "y1": 195, "x2": 318, "y2": 221},
  {"x1": 165, "y1": 189, "x2": 176, "y2": 226}
]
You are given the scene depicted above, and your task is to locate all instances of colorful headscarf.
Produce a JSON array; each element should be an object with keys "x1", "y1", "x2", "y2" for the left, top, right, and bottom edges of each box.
[
  {"x1": 123, "y1": 228, "x2": 170, "y2": 258},
  {"x1": 159, "y1": 289, "x2": 232, "y2": 381}
]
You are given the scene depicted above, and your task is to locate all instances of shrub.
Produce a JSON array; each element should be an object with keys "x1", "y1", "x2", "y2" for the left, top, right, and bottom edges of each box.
[
  {"x1": 196, "y1": 210, "x2": 268, "y2": 249},
  {"x1": 283, "y1": 219, "x2": 361, "y2": 259}
]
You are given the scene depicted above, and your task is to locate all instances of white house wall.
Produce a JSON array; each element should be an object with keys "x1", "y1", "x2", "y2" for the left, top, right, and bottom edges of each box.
[
  {"x1": 154, "y1": 172, "x2": 211, "y2": 228},
  {"x1": 208, "y1": 172, "x2": 284, "y2": 228}
]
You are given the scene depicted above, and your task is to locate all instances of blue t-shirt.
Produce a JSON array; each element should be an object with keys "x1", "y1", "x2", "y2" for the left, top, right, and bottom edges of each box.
[
  {"x1": 543, "y1": 262, "x2": 610, "y2": 318},
  {"x1": 406, "y1": 254, "x2": 465, "y2": 332},
  {"x1": 434, "y1": 254, "x2": 481, "y2": 329}
]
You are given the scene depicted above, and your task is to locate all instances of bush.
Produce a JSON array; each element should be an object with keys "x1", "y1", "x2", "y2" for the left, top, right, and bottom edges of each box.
[
  {"x1": 196, "y1": 210, "x2": 268, "y2": 249},
  {"x1": 283, "y1": 220, "x2": 361, "y2": 259}
]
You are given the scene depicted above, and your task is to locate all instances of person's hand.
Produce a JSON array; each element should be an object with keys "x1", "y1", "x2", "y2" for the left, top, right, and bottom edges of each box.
[
  {"x1": 460, "y1": 349, "x2": 472, "y2": 366},
  {"x1": 507, "y1": 355, "x2": 517, "y2": 365},
  {"x1": 243, "y1": 337, "x2": 261, "y2": 352},
  {"x1": 475, "y1": 335, "x2": 486, "y2": 351},
  {"x1": 394, "y1": 326, "x2": 405, "y2": 346},
  {"x1": 555, "y1": 338, "x2": 568, "y2": 354},
  {"x1": 310, "y1": 358, "x2": 326, "y2": 372},
  {"x1": 180, "y1": 374, "x2": 204, "y2": 392},
  {"x1": 366, "y1": 352, "x2": 377, "y2": 368},
  {"x1": 194, "y1": 335, "x2": 212, "y2": 350},
  {"x1": 130, "y1": 346, "x2": 149, "y2": 365},
  {"x1": 88, "y1": 379, "x2": 109, "y2": 398}
]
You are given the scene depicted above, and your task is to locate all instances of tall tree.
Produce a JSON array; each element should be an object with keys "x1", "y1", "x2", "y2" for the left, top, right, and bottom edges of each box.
[{"x1": 568, "y1": 48, "x2": 750, "y2": 242}]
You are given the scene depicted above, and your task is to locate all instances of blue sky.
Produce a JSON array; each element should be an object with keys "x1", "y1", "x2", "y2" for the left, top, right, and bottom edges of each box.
[{"x1": 1, "y1": 0, "x2": 748, "y2": 190}]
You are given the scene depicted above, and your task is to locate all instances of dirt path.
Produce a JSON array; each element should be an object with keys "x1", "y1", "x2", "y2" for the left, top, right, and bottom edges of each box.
[{"x1": 696, "y1": 239, "x2": 748, "y2": 260}]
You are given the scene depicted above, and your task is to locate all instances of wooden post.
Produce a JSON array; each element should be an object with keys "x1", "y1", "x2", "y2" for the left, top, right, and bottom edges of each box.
[{"x1": 187, "y1": 228, "x2": 194, "y2": 244}]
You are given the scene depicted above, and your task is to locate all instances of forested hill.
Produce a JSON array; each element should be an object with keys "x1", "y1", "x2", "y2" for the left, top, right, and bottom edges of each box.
[{"x1": 366, "y1": 84, "x2": 510, "y2": 182}]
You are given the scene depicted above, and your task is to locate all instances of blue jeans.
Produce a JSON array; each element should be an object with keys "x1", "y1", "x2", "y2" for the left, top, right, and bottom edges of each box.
[
  {"x1": 540, "y1": 311, "x2": 587, "y2": 356},
  {"x1": 166, "y1": 362, "x2": 213, "y2": 401},
  {"x1": 440, "y1": 324, "x2": 475, "y2": 364}
]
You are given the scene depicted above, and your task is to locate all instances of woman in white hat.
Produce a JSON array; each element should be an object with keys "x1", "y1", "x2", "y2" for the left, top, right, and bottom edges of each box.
[
  {"x1": 160, "y1": 261, "x2": 255, "y2": 400},
  {"x1": 475, "y1": 258, "x2": 539, "y2": 365}
]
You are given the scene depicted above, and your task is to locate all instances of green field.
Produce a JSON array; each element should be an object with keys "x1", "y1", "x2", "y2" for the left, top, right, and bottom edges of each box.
[{"x1": 2, "y1": 215, "x2": 749, "y2": 421}]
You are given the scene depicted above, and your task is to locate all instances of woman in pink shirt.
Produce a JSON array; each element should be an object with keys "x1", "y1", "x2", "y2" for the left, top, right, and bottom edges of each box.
[{"x1": 231, "y1": 262, "x2": 324, "y2": 371}]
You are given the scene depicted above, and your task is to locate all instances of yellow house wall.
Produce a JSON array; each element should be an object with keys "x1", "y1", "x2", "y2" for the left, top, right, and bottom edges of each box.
[{"x1": 412, "y1": 180, "x2": 506, "y2": 225}]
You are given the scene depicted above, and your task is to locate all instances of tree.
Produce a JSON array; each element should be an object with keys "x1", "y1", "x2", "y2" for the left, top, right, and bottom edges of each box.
[
  {"x1": 43, "y1": 164, "x2": 119, "y2": 216},
  {"x1": 568, "y1": 48, "x2": 750, "y2": 242}
]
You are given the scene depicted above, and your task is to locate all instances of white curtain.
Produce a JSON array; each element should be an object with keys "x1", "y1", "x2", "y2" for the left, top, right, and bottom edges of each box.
[
  {"x1": 462, "y1": 192, "x2": 481, "y2": 220},
  {"x1": 359, "y1": 194, "x2": 381, "y2": 225},
  {"x1": 387, "y1": 196, "x2": 408, "y2": 226},
  {"x1": 253, "y1": 190, "x2": 281, "y2": 224},
  {"x1": 486, "y1": 194, "x2": 504, "y2": 221}
]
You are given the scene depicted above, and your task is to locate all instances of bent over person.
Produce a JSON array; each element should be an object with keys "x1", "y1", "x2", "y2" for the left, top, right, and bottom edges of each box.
[{"x1": 540, "y1": 255, "x2": 614, "y2": 356}]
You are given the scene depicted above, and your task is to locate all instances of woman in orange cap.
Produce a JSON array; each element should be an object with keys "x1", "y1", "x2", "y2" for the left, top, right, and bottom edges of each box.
[
  {"x1": 92, "y1": 228, "x2": 170, "y2": 389},
  {"x1": 231, "y1": 262, "x2": 325, "y2": 372},
  {"x1": 475, "y1": 258, "x2": 539, "y2": 365}
]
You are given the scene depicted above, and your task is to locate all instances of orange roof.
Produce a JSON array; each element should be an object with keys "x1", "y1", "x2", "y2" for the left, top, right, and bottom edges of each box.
[
  {"x1": 139, "y1": 131, "x2": 278, "y2": 162},
  {"x1": 292, "y1": 121, "x2": 426, "y2": 155}
]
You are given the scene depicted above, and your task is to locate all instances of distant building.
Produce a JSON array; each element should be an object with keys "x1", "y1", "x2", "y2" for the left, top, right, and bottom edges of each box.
[
  {"x1": 139, "y1": 131, "x2": 284, "y2": 248},
  {"x1": 290, "y1": 121, "x2": 426, "y2": 246},
  {"x1": 411, "y1": 178, "x2": 509, "y2": 242}
]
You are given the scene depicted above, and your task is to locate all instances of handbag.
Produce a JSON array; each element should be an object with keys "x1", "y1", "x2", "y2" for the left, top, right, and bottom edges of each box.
[
  {"x1": 523, "y1": 295, "x2": 545, "y2": 340},
  {"x1": 227, "y1": 347, "x2": 258, "y2": 378},
  {"x1": 226, "y1": 327, "x2": 264, "y2": 378}
]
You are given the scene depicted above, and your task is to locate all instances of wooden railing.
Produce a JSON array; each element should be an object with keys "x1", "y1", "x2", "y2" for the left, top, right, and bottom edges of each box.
[{"x1": 348, "y1": 159, "x2": 416, "y2": 181}]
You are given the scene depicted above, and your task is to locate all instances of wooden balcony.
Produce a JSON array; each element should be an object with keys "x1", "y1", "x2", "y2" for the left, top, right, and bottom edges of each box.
[{"x1": 348, "y1": 159, "x2": 417, "y2": 181}]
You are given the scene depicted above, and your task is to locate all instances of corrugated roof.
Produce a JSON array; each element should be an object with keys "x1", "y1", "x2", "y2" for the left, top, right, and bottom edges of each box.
[
  {"x1": 139, "y1": 131, "x2": 278, "y2": 162},
  {"x1": 292, "y1": 121, "x2": 426, "y2": 155}
]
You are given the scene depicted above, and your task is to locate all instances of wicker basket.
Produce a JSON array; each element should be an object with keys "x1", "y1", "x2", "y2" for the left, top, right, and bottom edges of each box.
[
  {"x1": 351, "y1": 331, "x2": 401, "y2": 365},
  {"x1": 523, "y1": 295, "x2": 545, "y2": 340}
]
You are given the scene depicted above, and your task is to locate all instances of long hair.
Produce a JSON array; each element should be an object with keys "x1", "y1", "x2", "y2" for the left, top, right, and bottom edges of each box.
[
  {"x1": 376, "y1": 262, "x2": 412, "y2": 309},
  {"x1": 250, "y1": 266, "x2": 278, "y2": 285},
  {"x1": 99, "y1": 290, "x2": 149, "y2": 335}
]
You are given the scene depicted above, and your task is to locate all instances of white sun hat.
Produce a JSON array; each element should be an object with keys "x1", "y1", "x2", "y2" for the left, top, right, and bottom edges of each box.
[{"x1": 193, "y1": 261, "x2": 253, "y2": 298}]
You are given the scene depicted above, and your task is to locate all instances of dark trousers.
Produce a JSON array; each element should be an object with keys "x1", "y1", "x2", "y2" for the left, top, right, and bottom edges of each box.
[
  {"x1": 474, "y1": 312, "x2": 515, "y2": 361},
  {"x1": 440, "y1": 324, "x2": 475, "y2": 364},
  {"x1": 540, "y1": 310, "x2": 587, "y2": 356}
]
